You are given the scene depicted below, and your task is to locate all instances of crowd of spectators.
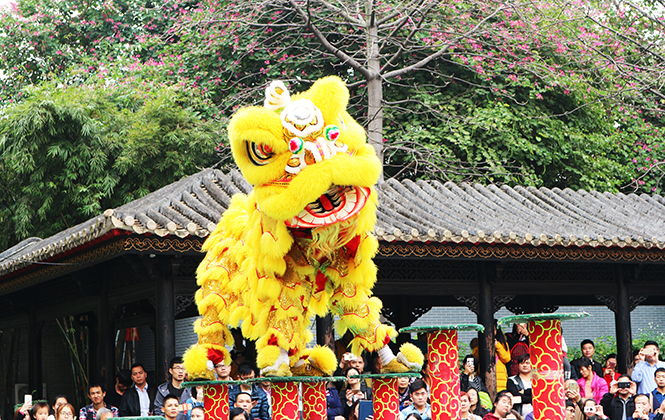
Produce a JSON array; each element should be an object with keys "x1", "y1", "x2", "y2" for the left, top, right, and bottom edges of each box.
[
  {"x1": 10, "y1": 324, "x2": 665, "y2": 420},
  {"x1": 454, "y1": 322, "x2": 665, "y2": 420}
]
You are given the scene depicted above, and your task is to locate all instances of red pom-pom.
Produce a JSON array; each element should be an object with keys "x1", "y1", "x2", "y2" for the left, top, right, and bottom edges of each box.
[{"x1": 207, "y1": 348, "x2": 225, "y2": 365}]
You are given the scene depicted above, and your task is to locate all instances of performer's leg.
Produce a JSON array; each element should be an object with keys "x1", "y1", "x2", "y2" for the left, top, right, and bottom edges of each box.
[
  {"x1": 329, "y1": 257, "x2": 423, "y2": 372},
  {"x1": 183, "y1": 236, "x2": 239, "y2": 379}
]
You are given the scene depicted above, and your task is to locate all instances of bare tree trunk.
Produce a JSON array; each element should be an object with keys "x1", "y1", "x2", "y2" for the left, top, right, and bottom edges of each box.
[
  {"x1": 366, "y1": 75, "x2": 383, "y2": 168},
  {"x1": 366, "y1": 4, "x2": 384, "y2": 176}
]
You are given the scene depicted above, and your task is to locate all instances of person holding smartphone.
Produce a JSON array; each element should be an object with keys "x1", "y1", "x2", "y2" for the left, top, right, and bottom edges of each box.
[
  {"x1": 460, "y1": 355, "x2": 487, "y2": 394},
  {"x1": 343, "y1": 367, "x2": 372, "y2": 418},
  {"x1": 600, "y1": 375, "x2": 638, "y2": 420}
]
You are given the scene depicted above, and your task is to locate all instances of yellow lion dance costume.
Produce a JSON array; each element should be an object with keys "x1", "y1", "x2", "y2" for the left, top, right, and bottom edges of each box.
[{"x1": 184, "y1": 76, "x2": 424, "y2": 378}]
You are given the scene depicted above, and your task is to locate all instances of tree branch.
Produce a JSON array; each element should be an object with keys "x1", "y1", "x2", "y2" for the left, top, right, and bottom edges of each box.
[
  {"x1": 382, "y1": 5, "x2": 504, "y2": 79},
  {"x1": 319, "y1": 0, "x2": 365, "y2": 26},
  {"x1": 380, "y1": 0, "x2": 439, "y2": 72},
  {"x1": 289, "y1": 0, "x2": 372, "y2": 79}
]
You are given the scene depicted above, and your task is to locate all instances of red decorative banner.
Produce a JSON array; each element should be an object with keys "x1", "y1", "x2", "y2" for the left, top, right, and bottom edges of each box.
[
  {"x1": 204, "y1": 384, "x2": 229, "y2": 420},
  {"x1": 373, "y1": 378, "x2": 399, "y2": 420},
  {"x1": 272, "y1": 381, "x2": 300, "y2": 420},
  {"x1": 529, "y1": 319, "x2": 564, "y2": 420},
  {"x1": 428, "y1": 329, "x2": 460, "y2": 420},
  {"x1": 302, "y1": 382, "x2": 326, "y2": 420}
]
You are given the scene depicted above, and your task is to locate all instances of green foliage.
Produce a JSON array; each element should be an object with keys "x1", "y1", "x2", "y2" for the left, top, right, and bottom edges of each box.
[
  {"x1": 2, "y1": 0, "x2": 665, "y2": 250},
  {"x1": 0, "y1": 0, "x2": 170, "y2": 102},
  {"x1": 567, "y1": 336, "x2": 617, "y2": 363},
  {"x1": 634, "y1": 324, "x2": 665, "y2": 361},
  {"x1": 381, "y1": 65, "x2": 636, "y2": 190},
  {"x1": 0, "y1": 80, "x2": 221, "y2": 250},
  {"x1": 566, "y1": 325, "x2": 665, "y2": 364}
]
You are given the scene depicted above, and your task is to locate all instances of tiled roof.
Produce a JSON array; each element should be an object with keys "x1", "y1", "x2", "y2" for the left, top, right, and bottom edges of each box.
[{"x1": 2, "y1": 168, "x2": 665, "y2": 276}]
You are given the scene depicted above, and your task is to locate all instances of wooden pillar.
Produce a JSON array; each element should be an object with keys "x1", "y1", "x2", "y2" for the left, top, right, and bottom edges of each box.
[
  {"x1": 155, "y1": 259, "x2": 175, "y2": 383},
  {"x1": 478, "y1": 263, "x2": 496, "y2": 398},
  {"x1": 615, "y1": 265, "x2": 632, "y2": 374},
  {"x1": 98, "y1": 281, "x2": 114, "y2": 388},
  {"x1": 316, "y1": 314, "x2": 334, "y2": 351},
  {"x1": 28, "y1": 308, "x2": 43, "y2": 399}
]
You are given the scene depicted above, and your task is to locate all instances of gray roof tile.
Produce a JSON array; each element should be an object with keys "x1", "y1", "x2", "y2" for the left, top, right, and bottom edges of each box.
[{"x1": 2, "y1": 168, "x2": 665, "y2": 276}]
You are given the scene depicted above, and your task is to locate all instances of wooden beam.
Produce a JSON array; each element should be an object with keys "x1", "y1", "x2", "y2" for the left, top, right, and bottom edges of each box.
[
  {"x1": 154, "y1": 258, "x2": 175, "y2": 384},
  {"x1": 374, "y1": 281, "x2": 477, "y2": 295},
  {"x1": 375, "y1": 279, "x2": 621, "y2": 296},
  {"x1": 28, "y1": 307, "x2": 44, "y2": 399},
  {"x1": 108, "y1": 282, "x2": 155, "y2": 305},
  {"x1": 478, "y1": 263, "x2": 496, "y2": 400},
  {"x1": 36, "y1": 296, "x2": 99, "y2": 321},
  {"x1": 0, "y1": 314, "x2": 29, "y2": 329}
]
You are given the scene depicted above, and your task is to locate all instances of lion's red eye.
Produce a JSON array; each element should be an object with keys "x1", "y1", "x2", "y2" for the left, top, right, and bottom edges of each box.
[
  {"x1": 260, "y1": 144, "x2": 273, "y2": 154},
  {"x1": 246, "y1": 142, "x2": 275, "y2": 166}
]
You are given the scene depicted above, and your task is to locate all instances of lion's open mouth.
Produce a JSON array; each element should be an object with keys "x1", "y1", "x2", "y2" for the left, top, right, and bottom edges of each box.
[{"x1": 285, "y1": 186, "x2": 370, "y2": 228}]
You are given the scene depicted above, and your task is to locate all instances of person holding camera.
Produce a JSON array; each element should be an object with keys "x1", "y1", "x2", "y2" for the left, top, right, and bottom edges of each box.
[
  {"x1": 633, "y1": 341, "x2": 665, "y2": 395},
  {"x1": 632, "y1": 393, "x2": 665, "y2": 420},
  {"x1": 599, "y1": 375, "x2": 637, "y2": 420},
  {"x1": 582, "y1": 398, "x2": 608, "y2": 420},
  {"x1": 604, "y1": 354, "x2": 622, "y2": 388}
]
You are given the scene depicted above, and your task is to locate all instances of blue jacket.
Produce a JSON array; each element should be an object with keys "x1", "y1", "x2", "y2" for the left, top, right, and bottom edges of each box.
[
  {"x1": 326, "y1": 388, "x2": 344, "y2": 420},
  {"x1": 633, "y1": 361, "x2": 665, "y2": 394}
]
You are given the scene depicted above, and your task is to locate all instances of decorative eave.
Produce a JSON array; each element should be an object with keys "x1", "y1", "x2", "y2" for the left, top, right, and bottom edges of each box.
[
  {"x1": 0, "y1": 216, "x2": 116, "y2": 277},
  {"x1": 3, "y1": 168, "x2": 665, "y2": 279}
]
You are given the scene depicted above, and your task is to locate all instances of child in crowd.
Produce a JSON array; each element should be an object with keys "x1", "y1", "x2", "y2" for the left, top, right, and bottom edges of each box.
[
  {"x1": 189, "y1": 407, "x2": 204, "y2": 420},
  {"x1": 31, "y1": 403, "x2": 49, "y2": 420},
  {"x1": 54, "y1": 404, "x2": 74, "y2": 420}
]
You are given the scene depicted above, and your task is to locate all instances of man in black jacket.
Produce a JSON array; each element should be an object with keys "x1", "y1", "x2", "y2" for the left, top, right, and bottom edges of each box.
[
  {"x1": 600, "y1": 375, "x2": 637, "y2": 420},
  {"x1": 571, "y1": 339, "x2": 604, "y2": 380},
  {"x1": 119, "y1": 363, "x2": 157, "y2": 417},
  {"x1": 506, "y1": 353, "x2": 533, "y2": 417}
]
